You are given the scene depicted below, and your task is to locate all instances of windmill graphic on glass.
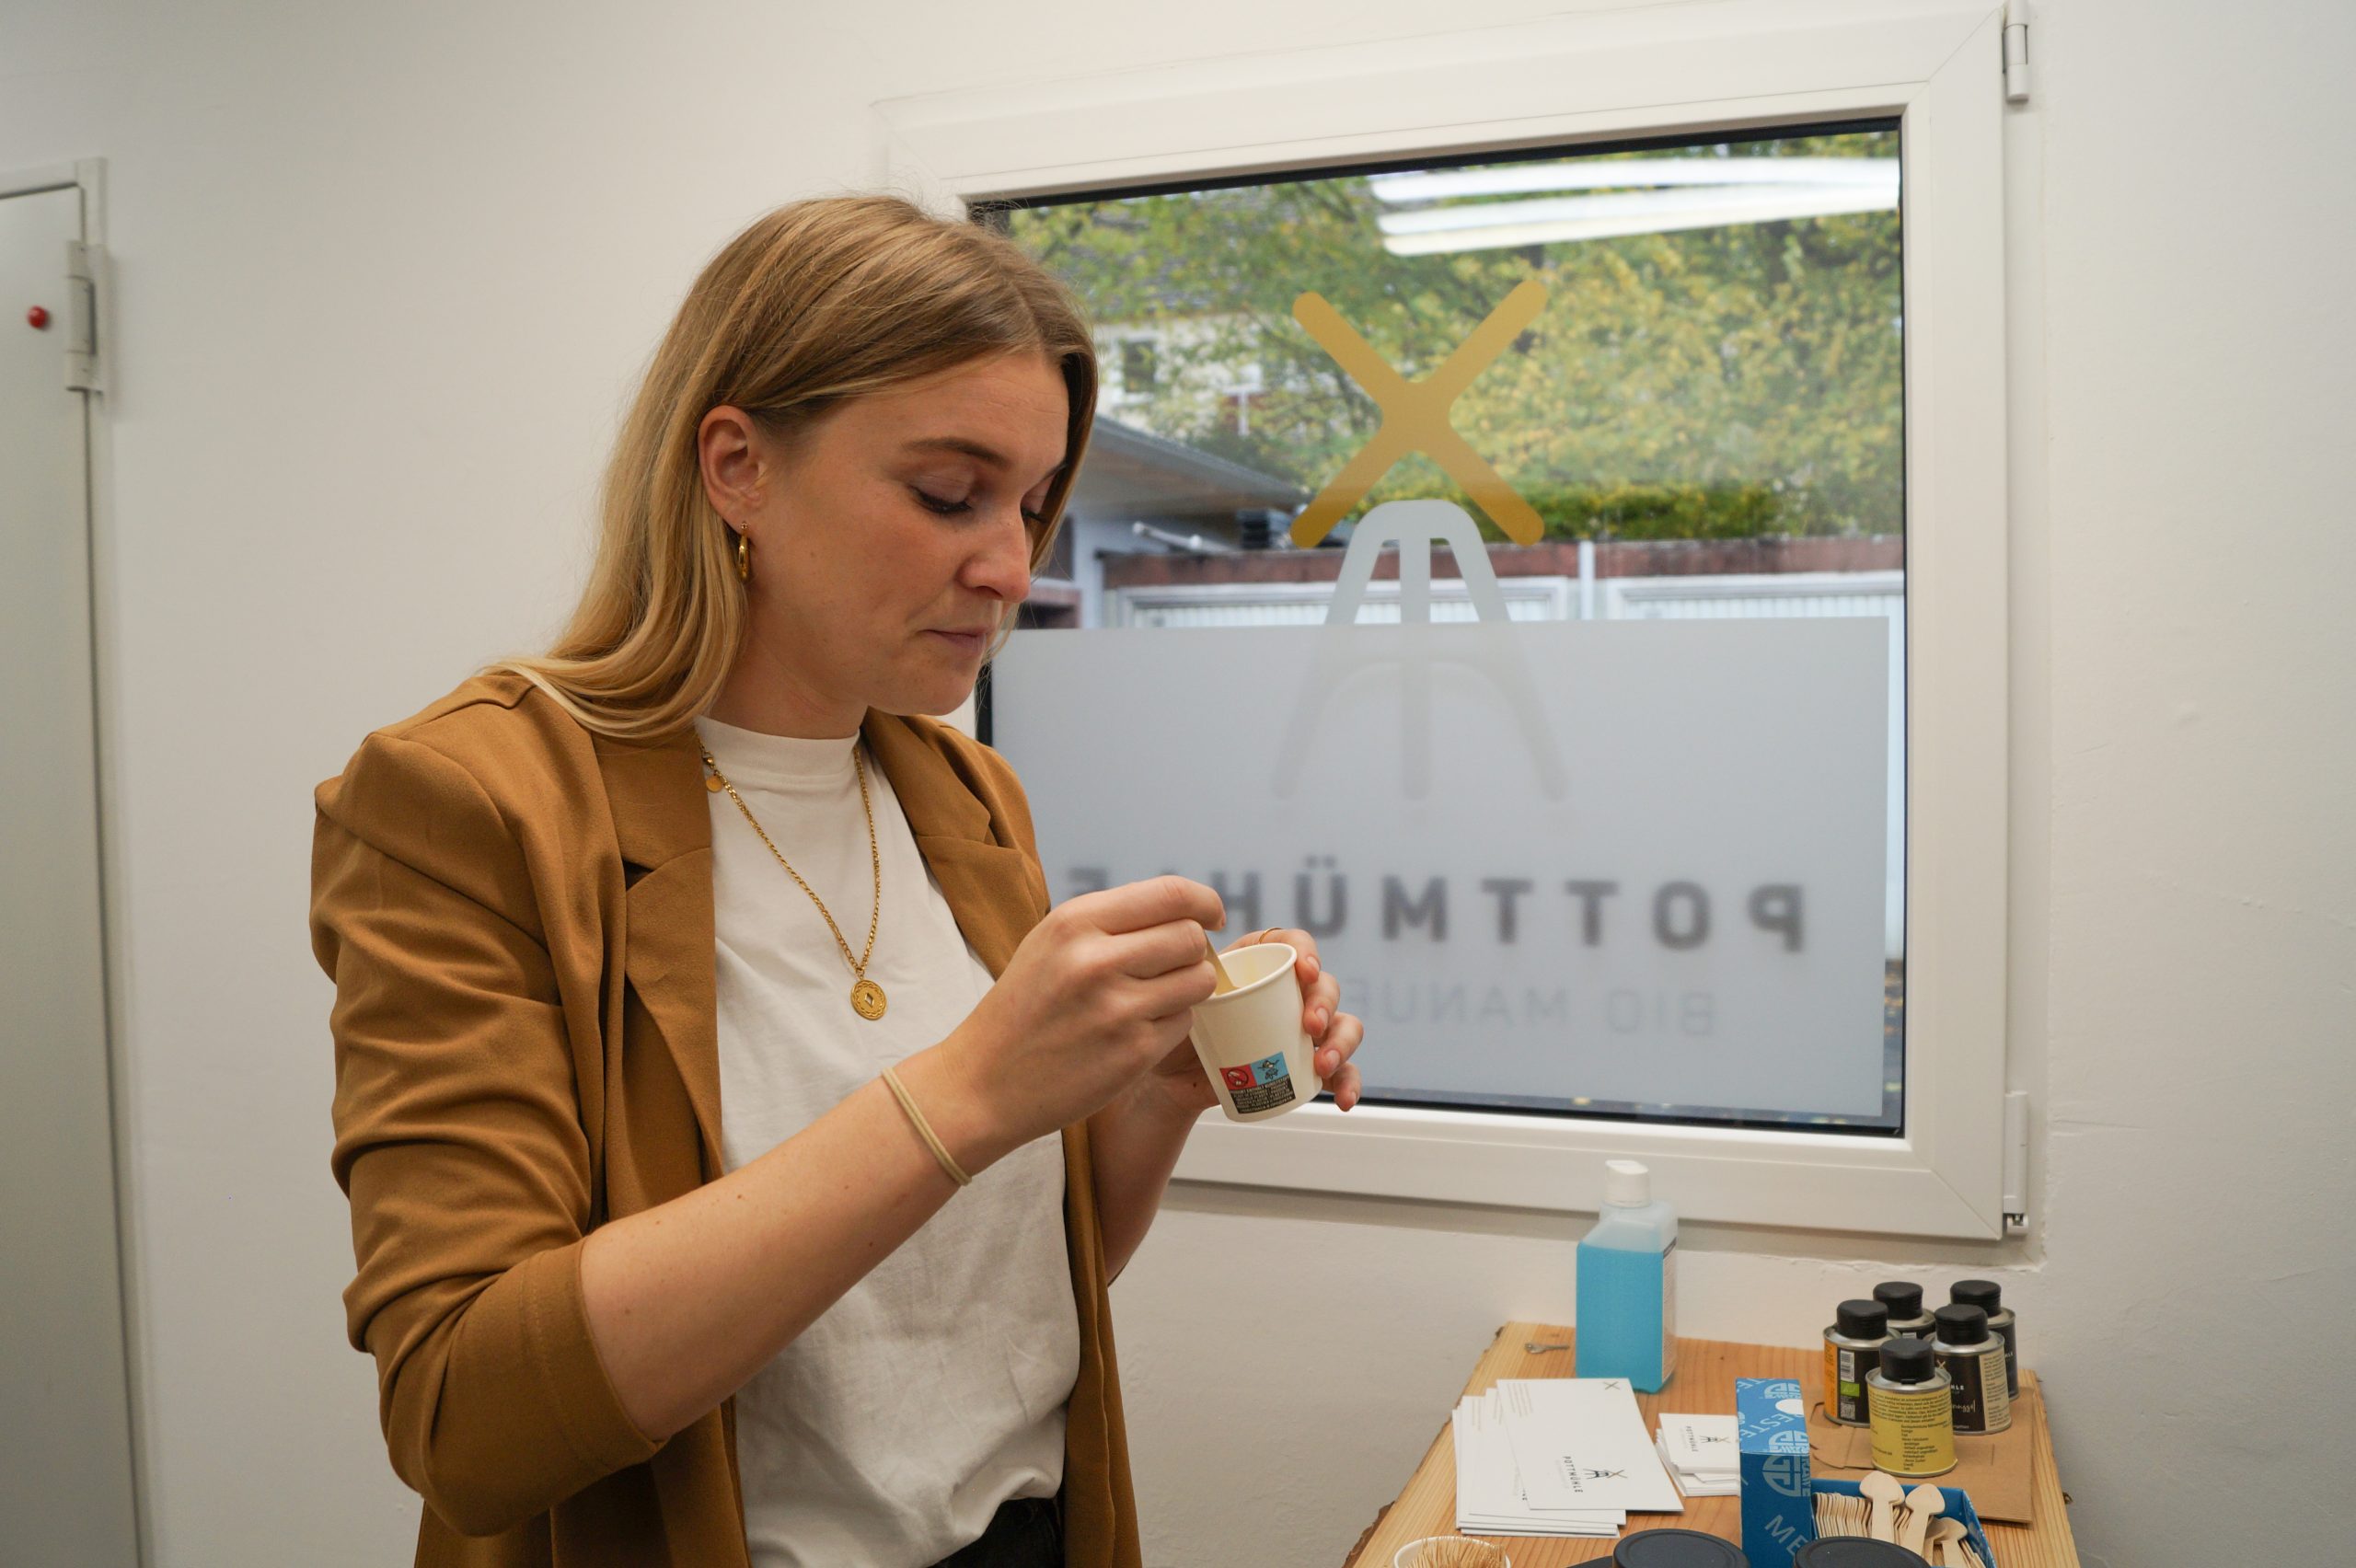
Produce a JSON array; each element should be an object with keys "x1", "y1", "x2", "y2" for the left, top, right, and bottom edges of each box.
[{"x1": 1272, "y1": 279, "x2": 1568, "y2": 801}]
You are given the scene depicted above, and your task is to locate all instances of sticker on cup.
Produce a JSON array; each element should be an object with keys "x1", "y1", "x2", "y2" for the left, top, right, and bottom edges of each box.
[{"x1": 1188, "y1": 941, "x2": 1318, "y2": 1124}]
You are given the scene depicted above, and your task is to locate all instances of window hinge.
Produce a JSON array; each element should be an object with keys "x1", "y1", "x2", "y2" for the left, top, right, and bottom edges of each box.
[
  {"x1": 64, "y1": 239, "x2": 104, "y2": 394},
  {"x1": 2003, "y1": 0, "x2": 2032, "y2": 104},
  {"x1": 2001, "y1": 1089, "x2": 2029, "y2": 1232}
]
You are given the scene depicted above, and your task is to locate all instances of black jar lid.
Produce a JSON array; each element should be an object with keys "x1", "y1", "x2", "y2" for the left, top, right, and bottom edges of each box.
[
  {"x1": 1834, "y1": 1299, "x2": 1889, "y2": 1339},
  {"x1": 1611, "y1": 1528, "x2": 1750, "y2": 1567},
  {"x1": 1879, "y1": 1337, "x2": 1937, "y2": 1383},
  {"x1": 1933, "y1": 1304, "x2": 1989, "y2": 1345},
  {"x1": 1873, "y1": 1281, "x2": 1924, "y2": 1319},
  {"x1": 1951, "y1": 1279, "x2": 2004, "y2": 1313},
  {"x1": 1792, "y1": 1539, "x2": 1931, "y2": 1567}
]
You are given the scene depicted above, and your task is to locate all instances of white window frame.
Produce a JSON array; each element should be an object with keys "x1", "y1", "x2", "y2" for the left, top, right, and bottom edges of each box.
[{"x1": 875, "y1": 0, "x2": 2012, "y2": 1239}]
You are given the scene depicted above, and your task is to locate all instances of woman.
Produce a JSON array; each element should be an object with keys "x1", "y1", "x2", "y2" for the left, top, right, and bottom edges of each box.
[{"x1": 307, "y1": 193, "x2": 1367, "y2": 1568}]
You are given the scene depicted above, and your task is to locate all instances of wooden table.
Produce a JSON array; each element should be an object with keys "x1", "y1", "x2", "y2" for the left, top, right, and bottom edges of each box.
[{"x1": 1344, "y1": 1323, "x2": 2081, "y2": 1568}]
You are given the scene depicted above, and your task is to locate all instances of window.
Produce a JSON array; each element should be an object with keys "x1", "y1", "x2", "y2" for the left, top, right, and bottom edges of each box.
[
  {"x1": 882, "y1": 0, "x2": 2012, "y2": 1236},
  {"x1": 991, "y1": 123, "x2": 1909, "y2": 1136}
]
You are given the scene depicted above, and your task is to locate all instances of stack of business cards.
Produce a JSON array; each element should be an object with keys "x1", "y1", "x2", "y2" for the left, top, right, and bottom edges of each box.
[
  {"x1": 1450, "y1": 1378, "x2": 1684, "y2": 1538},
  {"x1": 1656, "y1": 1413, "x2": 1741, "y2": 1497}
]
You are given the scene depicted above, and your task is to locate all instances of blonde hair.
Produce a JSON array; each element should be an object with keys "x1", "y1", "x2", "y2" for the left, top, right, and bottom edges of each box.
[{"x1": 484, "y1": 193, "x2": 1098, "y2": 741}]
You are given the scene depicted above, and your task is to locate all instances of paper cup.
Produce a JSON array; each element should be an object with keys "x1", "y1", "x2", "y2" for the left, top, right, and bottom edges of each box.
[{"x1": 1187, "y1": 941, "x2": 1317, "y2": 1124}]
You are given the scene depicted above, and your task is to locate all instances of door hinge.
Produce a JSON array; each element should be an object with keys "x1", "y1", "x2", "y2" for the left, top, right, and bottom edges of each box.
[
  {"x1": 65, "y1": 239, "x2": 103, "y2": 393},
  {"x1": 2003, "y1": 0, "x2": 2032, "y2": 104},
  {"x1": 2001, "y1": 1089, "x2": 2029, "y2": 1232}
]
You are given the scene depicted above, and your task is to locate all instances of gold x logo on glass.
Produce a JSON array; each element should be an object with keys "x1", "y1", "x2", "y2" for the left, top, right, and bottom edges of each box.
[{"x1": 1288, "y1": 278, "x2": 1549, "y2": 548}]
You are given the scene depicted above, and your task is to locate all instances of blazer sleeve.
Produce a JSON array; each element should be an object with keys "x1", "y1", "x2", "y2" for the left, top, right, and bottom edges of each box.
[{"x1": 308, "y1": 728, "x2": 663, "y2": 1536}]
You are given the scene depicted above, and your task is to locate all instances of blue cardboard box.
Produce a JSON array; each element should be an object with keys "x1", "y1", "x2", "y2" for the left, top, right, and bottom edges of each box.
[{"x1": 1737, "y1": 1378, "x2": 1814, "y2": 1568}]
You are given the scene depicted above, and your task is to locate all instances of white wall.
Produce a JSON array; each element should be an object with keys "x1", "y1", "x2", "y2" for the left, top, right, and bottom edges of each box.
[{"x1": 6, "y1": 0, "x2": 2349, "y2": 1563}]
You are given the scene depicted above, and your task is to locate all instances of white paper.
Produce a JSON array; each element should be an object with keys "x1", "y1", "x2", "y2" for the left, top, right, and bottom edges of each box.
[
  {"x1": 1657, "y1": 1442, "x2": 1740, "y2": 1497},
  {"x1": 1492, "y1": 1378, "x2": 1685, "y2": 1515},
  {"x1": 1653, "y1": 1413, "x2": 1740, "y2": 1497},
  {"x1": 1451, "y1": 1391, "x2": 1623, "y2": 1537},
  {"x1": 1452, "y1": 1394, "x2": 1622, "y2": 1536},
  {"x1": 1657, "y1": 1442, "x2": 1738, "y2": 1490}
]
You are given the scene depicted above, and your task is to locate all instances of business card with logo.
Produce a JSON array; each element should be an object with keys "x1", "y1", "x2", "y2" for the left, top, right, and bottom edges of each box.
[{"x1": 1657, "y1": 1412, "x2": 1740, "y2": 1495}]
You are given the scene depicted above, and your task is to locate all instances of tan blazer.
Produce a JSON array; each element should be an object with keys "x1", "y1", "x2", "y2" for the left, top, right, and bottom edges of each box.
[{"x1": 308, "y1": 669, "x2": 1139, "y2": 1567}]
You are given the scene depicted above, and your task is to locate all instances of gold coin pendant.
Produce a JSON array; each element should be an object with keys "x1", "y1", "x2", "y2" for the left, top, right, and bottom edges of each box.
[{"x1": 849, "y1": 979, "x2": 887, "y2": 1020}]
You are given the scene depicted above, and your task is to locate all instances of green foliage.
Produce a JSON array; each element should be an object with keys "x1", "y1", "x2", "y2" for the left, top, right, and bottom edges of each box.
[{"x1": 1006, "y1": 132, "x2": 1903, "y2": 543}]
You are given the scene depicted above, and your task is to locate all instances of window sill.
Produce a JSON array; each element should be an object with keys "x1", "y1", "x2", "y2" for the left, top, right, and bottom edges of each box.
[{"x1": 1173, "y1": 1100, "x2": 2002, "y2": 1240}]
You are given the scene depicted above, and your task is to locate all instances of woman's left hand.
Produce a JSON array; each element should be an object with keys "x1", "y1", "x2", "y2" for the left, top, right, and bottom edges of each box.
[{"x1": 1147, "y1": 928, "x2": 1366, "y2": 1119}]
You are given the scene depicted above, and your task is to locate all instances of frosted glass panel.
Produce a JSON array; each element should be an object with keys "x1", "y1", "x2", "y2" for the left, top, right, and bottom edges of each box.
[{"x1": 991, "y1": 616, "x2": 1888, "y2": 1124}]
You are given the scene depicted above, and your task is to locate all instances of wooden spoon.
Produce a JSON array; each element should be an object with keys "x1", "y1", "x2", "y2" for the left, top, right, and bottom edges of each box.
[
  {"x1": 1860, "y1": 1470, "x2": 1905, "y2": 1543},
  {"x1": 1927, "y1": 1517, "x2": 1985, "y2": 1568},
  {"x1": 1203, "y1": 936, "x2": 1237, "y2": 994},
  {"x1": 1897, "y1": 1483, "x2": 1944, "y2": 1557},
  {"x1": 1814, "y1": 1491, "x2": 1867, "y2": 1537}
]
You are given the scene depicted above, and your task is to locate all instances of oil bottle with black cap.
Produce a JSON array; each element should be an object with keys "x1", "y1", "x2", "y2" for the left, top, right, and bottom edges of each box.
[
  {"x1": 1871, "y1": 1281, "x2": 1935, "y2": 1339},
  {"x1": 1866, "y1": 1335, "x2": 1957, "y2": 1480},
  {"x1": 1822, "y1": 1299, "x2": 1890, "y2": 1427},
  {"x1": 1930, "y1": 1303, "x2": 2012, "y2": 1435},
  {"x1": 1949, "y1": 1279, "x2": 2017, "y2": 1399}
]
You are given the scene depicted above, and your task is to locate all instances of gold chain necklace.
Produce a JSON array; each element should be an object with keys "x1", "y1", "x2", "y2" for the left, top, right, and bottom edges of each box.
[{"x1": 700, "y1": 743, "x2": 887, "y2": 1020}]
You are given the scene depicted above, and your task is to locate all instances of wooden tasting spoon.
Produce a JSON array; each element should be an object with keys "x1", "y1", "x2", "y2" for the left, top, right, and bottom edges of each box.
[
  {"x1": 1897, "y1": 1483, "x2": 1945, "y2": 1557},
  {"x1": 1203, "y1": 935, "x2": 1237, "y2": 994},
  {"x1": 1927, "y1": 1516, "x2": 1986, "y2": 1568},
  {"x1": 1859, "y1": 1470, "x2": 1905, "y2": 1543}
]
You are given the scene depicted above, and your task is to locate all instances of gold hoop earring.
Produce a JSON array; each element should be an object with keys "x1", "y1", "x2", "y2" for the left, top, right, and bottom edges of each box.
[{"x1": 734, "y1": 528, "x2": 752, "y2": 583}]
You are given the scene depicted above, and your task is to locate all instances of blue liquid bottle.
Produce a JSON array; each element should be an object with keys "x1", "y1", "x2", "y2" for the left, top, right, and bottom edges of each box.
[{"x1": 1574, "y1": 1159, "x2": 1678, "y2": 1391}]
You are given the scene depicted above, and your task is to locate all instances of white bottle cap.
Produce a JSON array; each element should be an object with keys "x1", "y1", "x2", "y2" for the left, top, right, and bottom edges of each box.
[{"x1": 1604, "y1": 1159, "x2": 1651, "y2": 1206}]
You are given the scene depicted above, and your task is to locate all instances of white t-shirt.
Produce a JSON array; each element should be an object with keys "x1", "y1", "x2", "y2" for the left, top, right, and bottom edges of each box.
[{"x1": 692, "y1": 714, "x2": 1079, "y2": 1568}]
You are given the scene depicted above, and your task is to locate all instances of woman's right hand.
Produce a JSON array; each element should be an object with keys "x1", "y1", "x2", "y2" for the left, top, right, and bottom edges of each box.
[{"x1": 936, "y1": 875, "x2": 1227, "y2": 1158}]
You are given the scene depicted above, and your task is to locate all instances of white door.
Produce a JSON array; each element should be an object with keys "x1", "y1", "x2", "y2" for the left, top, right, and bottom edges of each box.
[{"x1": 0, "y1": 179, "x2": 141, "y2": 1565}]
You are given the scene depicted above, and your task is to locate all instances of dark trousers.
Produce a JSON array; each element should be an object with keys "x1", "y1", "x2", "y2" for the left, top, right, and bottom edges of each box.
[{"x1": 928, "y1": 1493, "x2": 1063, "y2": 1568}]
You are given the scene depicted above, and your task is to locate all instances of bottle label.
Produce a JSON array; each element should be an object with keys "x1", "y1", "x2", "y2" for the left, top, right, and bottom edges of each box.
[
  {"x1": 1825, "y1": 1341, "x2": 1878, "y2": 1425},
  {"x1": 1870, "y1": 1383, "x2": 1957, "y2": 1477},
  {"x1": 1940, "y1": 1346, "x2": 2012, "y2": 1434}
]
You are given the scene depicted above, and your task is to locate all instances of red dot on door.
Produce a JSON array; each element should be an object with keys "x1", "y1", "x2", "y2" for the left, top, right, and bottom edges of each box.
[{"x1": 26, "y1": 305, "x2": 49, "y2": 329}]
